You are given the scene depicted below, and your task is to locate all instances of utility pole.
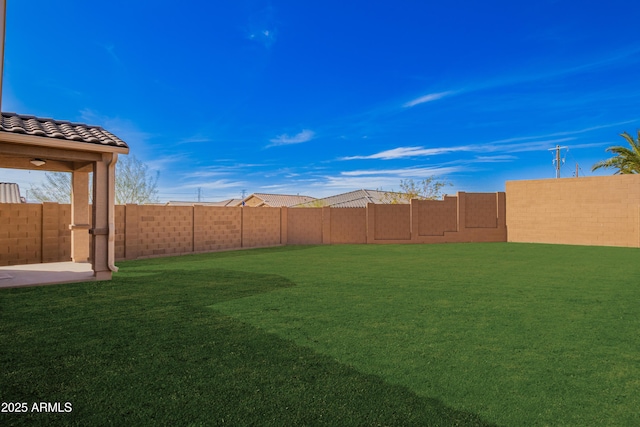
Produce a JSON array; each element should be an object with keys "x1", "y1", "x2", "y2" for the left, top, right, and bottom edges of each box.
[
  {"x1": 197, "y1": 187, "x2": 201, "y2": 202},
  {"x1": 548, "y1": 145, "x2": 568, "y2": 178}
]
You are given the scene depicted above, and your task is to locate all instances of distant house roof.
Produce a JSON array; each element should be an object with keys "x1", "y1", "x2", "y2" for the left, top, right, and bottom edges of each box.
[
  {"x1": 0, "y1": 112, "x2": 129, "y2": 150},
  {"x1": 294, "y1": 189, "x2": 409, "y2": 208},
  {"x1": 166, "y1": 199, "x2": 243, "y2": 207},
  {"x1": 243, "y1": 193, "x2": 316, "y2": 207},
  {"x1": 213, "y1": 199, "x2": 243, "y2": 207},
  {"x1": 0, "y1": 182, "x2": 25, "y2": 203}
]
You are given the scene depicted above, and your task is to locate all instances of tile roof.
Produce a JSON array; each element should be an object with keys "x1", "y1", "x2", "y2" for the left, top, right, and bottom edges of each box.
[
  {"x1": 0, "y1": 112, "x2": 129, "y2": 149},
  {"x1": 245, "y1": 193, "x2": 316, "y2": 207},
  {"x1": 166, "y1": 199, "x2": 243, "y2": 207},
  {"x1": 0, "y1": 182, "x2": 25, "y2": 203},
  {"x1": 294, "y1": 189, "x2": 409, "y2": 208}
]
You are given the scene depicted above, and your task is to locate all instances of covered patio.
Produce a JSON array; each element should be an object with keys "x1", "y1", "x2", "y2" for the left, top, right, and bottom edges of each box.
[{"x1": 0, "y1": 112, "x2": 129, "y2": 286}]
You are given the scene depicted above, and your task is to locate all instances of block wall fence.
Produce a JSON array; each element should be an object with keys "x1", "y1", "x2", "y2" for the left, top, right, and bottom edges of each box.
[
  {"x1": 1, "y1": 192, "x2": 506, "y2": 266},
  {"x1": 506, "y1": 175, "x2": 640, "y2": 247}
]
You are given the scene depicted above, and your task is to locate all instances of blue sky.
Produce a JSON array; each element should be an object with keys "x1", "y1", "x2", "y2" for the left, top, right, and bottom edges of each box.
[{"x1": 2, "y1": 0, "x2": 639, "y2": 202}]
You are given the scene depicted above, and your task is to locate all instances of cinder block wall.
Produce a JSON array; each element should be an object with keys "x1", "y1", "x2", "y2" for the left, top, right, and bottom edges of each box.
[
  {"x1": 330, "y1": 208, "x2": 367, "y2": 244},
  {"x1": 0, "y1": 203, "x2": 74, "y2": 266},
  {"x1": 0, "y1": 191, "x2": 506, "y2": 265},
  {"x1": 506, "y1": 176, "x2": 640, "y2": 247},
  {"x1": 193, "y1": 206, "x2": 242, "y2": 252},
  {"x1": 417, "y1": 196, "x2": 457, "y2": 237},
  {"x1": 465, "y1": 193, "x2": 498, "y2": 228},
  {"x1": 287, "y1": 208, "x2": 323, "y2": 244},
  {"x1": 0, "y1": 203, "x2": 44, "y2": 265},
  {"x1": 128, "y1": 205, "x2": 194, "y2": 258},
  {"x1": 241, "y1": 207, "x2": 282, "y2": 248},
  {"x1": 373, "y1": 204, "x2": 412, "y2": 241}
]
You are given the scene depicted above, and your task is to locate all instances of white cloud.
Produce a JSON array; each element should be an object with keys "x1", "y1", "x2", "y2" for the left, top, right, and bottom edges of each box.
[
  {"x1": 473, "y1": 155, "x2": 518, "y2": 162},
  {"x1": 341, "y1": 146, "x2": 471, "y2": 160},
  {"x1": 340, "y1": 166, "x2": 466, "y2": 177},
  {"x1": 403, "y1": 91, "x2": 455, "y2": 108},
  {"x1": 178, "y1": 179, "x2": 245, "y2": 190},
  {"x1": 268, "y1": 129, "x2": 315, "y2": 147}
]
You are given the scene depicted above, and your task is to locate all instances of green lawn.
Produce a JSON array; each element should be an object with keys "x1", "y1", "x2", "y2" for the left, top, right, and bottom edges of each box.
[{"x1": 1, "y1": 243, "x2": 639, "y2": 426}]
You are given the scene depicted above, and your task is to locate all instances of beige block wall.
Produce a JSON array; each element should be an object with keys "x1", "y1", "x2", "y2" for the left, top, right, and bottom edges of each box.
[
  {"x1": 115, "y1": 205, "x2": 126, "y2": 260},
  {"x1": 417, "y1": 196, "x2": 457, "y2": 236},
  {"x1": 465, "y1": 193, "x2": 499, "y2": 228},
  {"x1": 242, "y1": 207, "x2": 282, "y2": 248},
  {"x1": 330, "y1": 208, "x2": 367, "y2": 244},
  {"x1": 287, "y1": 208, "x2": 323, "y2": 244},
  {"x1": 42, "y1": 203, "x2": 72, "y2": 263},
  {"x1": 133, "y1": 205, "x2": 194, "y2": 257},
  {"x1": 506, "y1": 176, "x2": 640, "y2": 247},
  {"x1": 1, "y1": 191, "x2": 507, "y2": 265},
  {"x1": 0, "y1": 203, "x2": 43, "y2": 266},
  {"x1": 373, "y1": 204, "x2": 411, "y2": 241},
  {"x1": 194, "y1": 206, "x2": 242, "y2": 252}
]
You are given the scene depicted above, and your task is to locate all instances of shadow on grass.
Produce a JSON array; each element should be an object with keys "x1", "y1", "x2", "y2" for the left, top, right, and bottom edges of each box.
[{"x1": 1, "y1": 268, "x2": 495, "y2": 426}]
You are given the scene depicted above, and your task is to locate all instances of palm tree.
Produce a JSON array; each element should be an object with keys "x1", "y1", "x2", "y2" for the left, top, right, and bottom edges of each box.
[{"x1": 591, "y1": 131, "x2": 640, "y2": 174}]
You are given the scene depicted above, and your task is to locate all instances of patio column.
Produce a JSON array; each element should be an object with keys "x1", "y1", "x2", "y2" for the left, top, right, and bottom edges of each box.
[
  {"x1": 70, "y1": 171, "x2": 90, "y2": 263},
  {"x1": 91, "y1": 153, "x2": 118, "y2": 280}
]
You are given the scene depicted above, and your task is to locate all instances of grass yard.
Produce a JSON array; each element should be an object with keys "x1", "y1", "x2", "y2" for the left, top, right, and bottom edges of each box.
[{"x1": 1, "y1": 243, "x2": 639, "y2": 426}]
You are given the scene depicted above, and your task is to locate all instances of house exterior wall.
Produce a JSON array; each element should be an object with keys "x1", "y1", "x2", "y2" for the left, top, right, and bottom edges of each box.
[
  {"x1": 1, "y1": 192, "x2": 506, "y2": 265},
  {"x1": 506, "y1": 176, "x2": 640, "y2": 247}
]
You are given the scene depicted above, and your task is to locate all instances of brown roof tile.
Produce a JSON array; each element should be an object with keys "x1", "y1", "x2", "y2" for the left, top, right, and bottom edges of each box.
[{"x1": 0, "y1": 112, "x2": 129, "y2": 149}]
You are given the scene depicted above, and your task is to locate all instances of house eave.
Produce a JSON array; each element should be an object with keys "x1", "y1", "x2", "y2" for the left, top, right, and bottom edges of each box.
[{"x1": 0, "y1": 131, "x2": 130, "y2": 155}]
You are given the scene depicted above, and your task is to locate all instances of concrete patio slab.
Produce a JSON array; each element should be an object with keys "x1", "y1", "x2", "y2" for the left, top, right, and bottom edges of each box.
[{"x1": 0, "y1": 262, "x2": 95, "y2": 289}]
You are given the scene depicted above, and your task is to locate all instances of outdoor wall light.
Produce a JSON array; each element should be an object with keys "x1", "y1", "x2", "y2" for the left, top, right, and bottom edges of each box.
[{"x1": 30, "y1": 158, "x2": 46, "y2": 167}]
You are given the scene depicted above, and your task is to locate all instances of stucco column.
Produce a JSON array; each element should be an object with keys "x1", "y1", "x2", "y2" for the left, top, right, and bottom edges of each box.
[
  {"x1": 70, "y1": 171, "x2": 90, "y2": 263},
  {"x1": 91, "y1": 153, "x2": 118, "y2": 280}
]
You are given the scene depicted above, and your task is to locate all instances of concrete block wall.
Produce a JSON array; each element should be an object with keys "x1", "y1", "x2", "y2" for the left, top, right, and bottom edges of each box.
[
  {"x1": 129, "y1": 205, "x2": 194, "y2": 258},
  {"x1": 372, "y1": 204, "x2": 412, "y2": 241},
  {"x1": 0, "y1": 203, "x2": 44, "y2": 265},
  {"x1": 465, "y1": 193, "x2": 499, "y2": 228},
  {"x1": 1, "y1": 191, "x2": 506, "y2": 265},
  {"x1": 286, "y1": 208, "x2": 323, "y2": 244},
  {"x1": 366, "y1": 192, "x2": 506, "y2": 244},
  {"x1": 194, "y1": 206, "x2": 242, "y2": 252},
  {"x1": 330, "y1": 207, "x2": 367, "y2": 244},
  {"x1": 241, "y1": 207, "x2": 282, "y2": 248},
  {"x1": 417, "y1": 196, "x2": 457, "y2": 237},
  {"x1": 115, "y1": 205, "x2": 125, "y2": 260},
  {"x1": 42, "y1": 203, "x2": 72, "y2": 263},
  {"x1": 506, "y1": 175, "x2": 640, "y2": 247}
]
